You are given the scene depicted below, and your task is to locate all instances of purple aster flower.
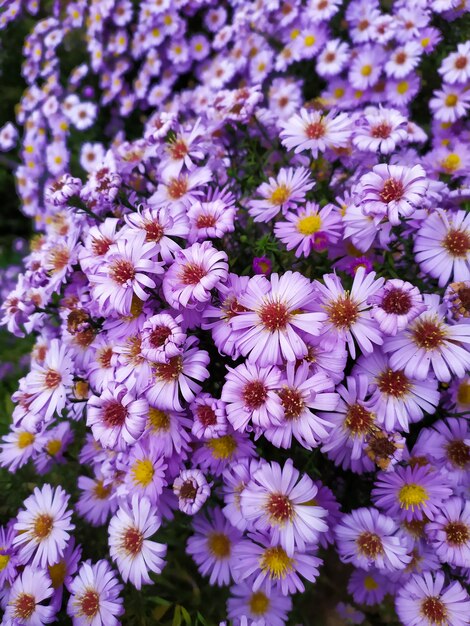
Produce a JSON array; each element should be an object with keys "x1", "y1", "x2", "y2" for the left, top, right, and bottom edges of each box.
[
  {"x1": 227, "y1": 582, "x2": 292, "y2": 626},
  {"x1": 0, "y1": 426, "x2": 43, "y2": 472},
  {"x1": 313, "y1": 267, "x2": 384, "y2": 359},
  {"x1": 348, "y1": 568, "x2": 391, "y2": 606},
  {"x1": 119, "y1": 436, "x2": 168, "y2": 503},
  {"x1": 372, "y1": 464, "x2": 453, "y2": 522},
  {"x1": 108, "y1": 495, "x2": 167, "y2": 589},
  {"x1": 264, "y1": 362, "x2": 338, "y2": 450},
  {"x1": 47, "y1": 538, "x2": 82, "y2": 609},
  {"x1": 354, "y1": 349, "x2": 439, "y2": 432},
  {"x1": 426, "y1": 496, "x2": 470, "y2": 568},
  {"x1": 444, "y1": 281, "x2": 470, "y2": 322},
  {"x1": 146, "y1": 336, "x2": 210, "y2": 411},
  {"x1": 4, "y1": 565, "x2": 55, "y2": 625},
  {"x1": 0, "y1": 523, "x2": 18, "y2": 586},
  {"x1": 187, "y1": 507, "x2": 242, "y2": 586},
  {"x1": 186, "y1": 187, "x2": 236, "y2": 243},
  {"x1": 13, "y1": 484, "x2": 74, "y2": 569},
  {"x1": 80, "y1": 150, "x2": 121, "y2": 205},
  {"x1": 140, "y1": 313, "x2": 186, "y2": 363},
  {"x1": 163, "y1": 241, "x2": 228, "y2": 309},
  {"x1": 335, "y1": 602, "x2": 365, "y2": 625},
  {"x1": 45, "y1": 173, "x2": 82, "y2": 206},
  {"x1": 240, "y1": 458, "x2": 328, "y2": 555},
  {"x1": 77, "y1": 474, "x2": 118, "y2": 527},
  {"x1": 335, "y1": 507, "x2": 412, "y2": 571},
  {"x1": 414, "y1": 209, "x2": 470, "y2": 287},
  {"x1": 87, "y1": 382, "x2": 147, "y2": 451},
  {"x1": 194, "y1": 429, "x2": 256, "y2": 476},
  {"x1": 221, "y1": 362, "x2": 283, "y2": 432},
  {"x1": 68, "y1": 559, "x2": 124, "y2": 626},
  {"x1": 368, "y1": 279, "x2": 427, "y2": 336},
  {"x1": 190, "y1": 393, "x2": 228, "y2": 440},
  {"x1": 233, "y1": 532, "x2": 322, "y2": 596},
  {"x1": 274, "y1": 202, "x2": 342, "y2": 257},
  {"x1": 253, "y1": 256, "x2": 273, "y2": 276},
  {"x1": 383, "y1": 294, "x2": 470, "y2": 382},
  {"x1": 280, "y1": 108, "x2": 352, "y2": 158},
  {"x1": 90, "y1": 231, "x2": 163, "y2": 316},
  {"x1": 231, "y1": 272, "x2": 327, "y2": 366},
  {"x1": 353, "y1": 107, "x2": 408, "y2": 154},
  {"x1": 248, "y1": 167, "x2": 314, "y2": 222},
  {"x1": 222, "y1": 458, "x2": 264, "y2": 532},
  {"x1": 173, "y1": 468, "x2": 211, "y2": 515},
  {"x1": 359, "y1": 163, "x2": 427, "y2": 225},
  {"x1": 395, "y1": 571, "x2": 470, "y2": 626}
]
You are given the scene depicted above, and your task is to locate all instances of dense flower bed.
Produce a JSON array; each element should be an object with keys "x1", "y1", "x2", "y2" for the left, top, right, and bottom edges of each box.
[{"x1": 0, "y1": 0, "x2": 469, "y2": 625}]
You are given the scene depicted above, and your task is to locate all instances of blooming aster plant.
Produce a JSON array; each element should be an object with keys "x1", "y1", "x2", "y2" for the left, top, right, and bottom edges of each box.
[{"x1": 0, "y1": 1, "x2": 469, "y2": 625}]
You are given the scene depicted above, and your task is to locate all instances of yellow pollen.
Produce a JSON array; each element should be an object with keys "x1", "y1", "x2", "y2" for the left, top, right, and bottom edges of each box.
[
  {"x1": 398, "y1": 483, "x2": 429, "y2": 509},
  {"x1": 270, "y1": 185, "x2": 290, "y2": 206},
  {"x1": 207, "y1": 532, "x2": 231, "y2": 558},
  {"x1": 249, "y1": 591, "x2": 270, "y2": 616},
  {"x1": 195, "y1": 43, "x2": 203, "y2": 52},
  {"x1": 364, "y1": 575, "x2": 379, "y2": 591},
  {"x1": 152, "y1": 27, "x2": 160, "y2": 37},
  {"x1": 441, "y1": 153, "x2": 461, "y2": 172},
  {"x1": 93, "y1": 480, "x2": 111, "y2": 500},
  {"x1": 207, "y1": 435, "x2": 237, "y2": 460},
  {"x1": 17, "y1": 432, "x2": 35, "y2": 449},
  {"x1": 46, "y1": 439, "x2": 62, "y2": 456},
  {"x1": 297, "y1": 214, "x2": 322, "y2": 235},
  {"x1": 304, "y1": 35, "x2": 316, "y2": 46},
  {"x1": 290, "y1": 28, "x2": 300, "y2": 40},
  {"x1": 354, "y1": 90, "x2": 363, "y2": 99},
  {"x1": 421, "y1": 37, "x2": 430, "y2": 47},
  {"x1": 361, "y1": 64, "x2": 372, "y2": 76},
  {"x1": 148, "y1": 408, "x2": 171, "y2": 432},
  {"x1": 132, "y1": 459, "x2": 154, "y2": 487},
  {"x1": 260, "y1": 546, "x2": 294, "y2": 579},
  {"x1": 445, "y1": 94, "x2": 458, "y2": 107},
  {"x1": 397, "y1": 81, "x2": 409, "y2": 94},
  {"x1": 457, "y1": 381, "x2": 470, "y2": 405},
  {"x1": 334, "y1": 87, "x2": 345, "y2": 98},
  {"x1": 48, "y1": 560, "x2": 67, "y2": 588},
  {"x1": 0, "y1": 553, "x2": 10, "y2": 571}
]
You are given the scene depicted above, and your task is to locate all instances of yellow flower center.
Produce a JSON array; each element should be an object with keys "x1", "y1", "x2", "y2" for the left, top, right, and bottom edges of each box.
[
  {"x1": 290, "y1": 28, "x2": 300, "y2": 40},
  {"x1": 397, "y1": 81, "x2": 409, "y2": 94},
  {"x1": 132, "y1": 459, "x2": 154, "y2": 487},
  {"x1": 249, "y1": 591, "x2": 270, "y2": 615},
  {"x1": 48, "y1": 560, "x2": 67, "y2": 588},
  {"x1": 457, "y1": 381, "x2": 470, "y2": 405},
  {"x1": 17, "y1": 432, "x2": 35, "y2": 449},
  {"x1": 304, "y1": 35, "x2": 316, "y2": 47},
  {"x1": 207, "y1": 435, "x2": 237, "y2": 460},
  {"x1": 421, "y1": 37, "x2": 430, "y2": 47},
  {"x1": 441, "y1": 153, "x2": 461, "y2": 172},
  {"x1": 270, "y1": 185, "x2": 290, "y2": 206},
  {"x1": 361, "y1": 65, "x2": 372, "y2": 76},
  {"x1": 148, "y1": 408, "x2": 171, "y2": 432},
  {"x1": 0, "y1": 553, "x2": 10, "y2": 571},
  {"x1": 398, "y1": 483, "x2": 429, "y2": 508},
  {"x1": 334, "y1": 87, "x2": 345, "y2": 98},
  {"x1": 46, "y1": 439, "x2": 62, "y2": 456},
  {"x1": 207, "y1": 532, "x2": 231, "y2": 558},
  {"x1": 260, "y1": 546, "x2": 294, "y2": 579},
  {"x1": 93, "y1": 480, "x2": 111, "y2": 500},
  {"x1": 297, "y1": 214, "x2": 322, "y2": 235},
  {"x1": 445, "y1": 94, "x2": 458, "y2": 107},
  {"x1": 364, "y1": 575, "x2": 379, "y2": 591}
]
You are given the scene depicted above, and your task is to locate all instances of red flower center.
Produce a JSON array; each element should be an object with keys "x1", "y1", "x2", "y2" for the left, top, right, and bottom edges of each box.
[
  {"x1": 179, "y1": 480, "x2": 197, "y2": 500},
  {"x1": 222, "y1": 296, "x2": 249, "y2": 320},
  {"x1": 381, "y1": 287, "x2": 412, "y2": 314},
  {"x1": 79, "y1": 590, "x2": 100, "y2": 617},
  {"x1": 181, "y1": 262, "x2": 207, "y2": 285},
  {"x1": 103, "y1": 400, "x2": 128, "y2": 427},
  {"x1": 412, "y1": 318, "x2": 446, "y2": 350},
  {"x1": 91, "y1": 236, "x2": 112, "y2": 256},
  {"x1": 98, "y1": 346, "x2": 113, "y2": 368},
  {"x1": 14, "y1": 593, "x2": 36, "y2": 620},
  {"x1": 379, "y1": 178, "x2": 404, "y2": 203},
  {"x1": 168, "y1": 177, "x2": 188, "y2": 199},
  {"x1": 356, "y1": 531, "x2": 383, "y2": 557},
  {"x1": 49, "y1": 247, "x2": 70, "y2": 272},
  {"x1": 267, "y1": 493, "x2": 294, "y2": 523},
  {"x1": 44, "y1": 369, "x2": 62, "y2": 389},
  {"x1": 305, "y1": 121, "x2": 325, "y2": 139},
  {"x1": 445, "y1": 521, "x2": 470, "y2": 546},
  {"x1": 443, "y1": 229, "x2": 470, "y2": 258},
  {"x1": 242, "y1": 380, "x2": 268, "y2": 409},
  {"x1": 445, "y1": 439, "x2": 470, "y2": 469},
  {"x1": 420, "y1": 597, "x2": 447, "y2": 624},
  {"x1": 327, "y1": 295, "x2": 359, "y2": 329},
  {"x1": 259, "y1": 301, "x2": 290, "y2": 331},
  {"x1": 278, "y1": 387, "x2": 304, "y2": 419},
  {"x1": 196, "y1": 404, "x2": 217, "y2": 426},
  {"x1": 169, "y1": 139, "x2": 188, "y2": 160},
  {"x1": 455, "y1": 56, "x2": 467, "y2": 69},
  {"x1": 371, "y1": 122, "x2": 392, "y2": 139},
  {"x1": 154, "y1": 355, "x2": 183, "y2": 381},
  {"x1": 122, "y1": 527, "x2": 143, "y2": 555},
  {"x1": 110, "y1": 259, "x2": 136, "y2": 285},
  {"x1": 144, "y1": 221, "x2": 164, "y2": 242},
  {"x1": 150, "y1": 325, "x2": 172, "y2": 347},
  {"x1": 196, "y1": 213, "x2": 217, "y2": 228},
  {"x1": 377, "y1": 369, "x2": 410, "y2": 397},
  {"x1": 345, "y1": 403, "x2": 374, "y2": 434},
  {"x1": 395, "y1": 51, "x2": 407, "y2": 64}
]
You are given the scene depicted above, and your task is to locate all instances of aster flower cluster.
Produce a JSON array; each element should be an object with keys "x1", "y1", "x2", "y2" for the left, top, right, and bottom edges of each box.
[{"x1": 0, "y1": 1, "x2": 469, "y2": 625}]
